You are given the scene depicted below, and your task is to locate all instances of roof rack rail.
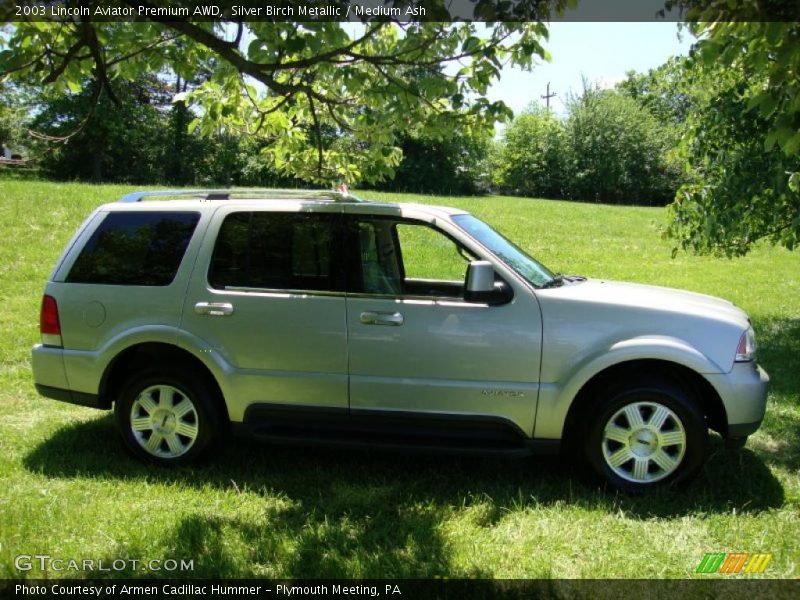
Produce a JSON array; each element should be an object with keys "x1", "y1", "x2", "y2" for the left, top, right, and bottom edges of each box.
[{"x1": 118, "y1": 188, "x2": 364, "y2": 203}]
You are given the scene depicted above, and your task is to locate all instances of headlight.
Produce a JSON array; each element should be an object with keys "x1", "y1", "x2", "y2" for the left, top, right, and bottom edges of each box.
[{"x1": 735, "y1": 326, "x2": 757, "y2": 362}]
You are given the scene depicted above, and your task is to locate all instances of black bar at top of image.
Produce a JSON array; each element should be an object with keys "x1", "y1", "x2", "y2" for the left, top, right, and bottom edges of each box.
[
  {"x1": 1, "y1": 0, "x2": 799, "y2": 23},
  {"x1": 2, "y1": 579, "x2": 800, "y2": 600}
]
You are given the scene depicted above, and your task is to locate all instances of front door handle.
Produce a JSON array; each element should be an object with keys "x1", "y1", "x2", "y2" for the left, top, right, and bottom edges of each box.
[
  {"x1": 360, "y1": 311, "x2": 404, "y2": 326},
  {"x1": 194, "y1": 302, "x2": 234, "y2": 316}
]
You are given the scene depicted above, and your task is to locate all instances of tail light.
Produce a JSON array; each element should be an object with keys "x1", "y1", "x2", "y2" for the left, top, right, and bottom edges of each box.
[{"x1": 40, "y1": 294, "x2": 62, "y2": 347}]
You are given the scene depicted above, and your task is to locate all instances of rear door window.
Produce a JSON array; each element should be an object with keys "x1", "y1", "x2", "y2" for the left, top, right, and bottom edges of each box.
[
  {"x1": 66, "y1": 212, "x2": 200, "y2": 286},
  {"x1": 208, "y1": 212, "x2": 342, "y2": 292}
]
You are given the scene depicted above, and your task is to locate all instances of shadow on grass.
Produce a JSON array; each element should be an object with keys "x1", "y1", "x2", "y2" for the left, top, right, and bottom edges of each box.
[
  {"x1": 748, "y1": 316, "x2": 800, "y2": 472},
  {"x1": 21, "y1": 316, "x2": 798, "y2": 577},
  {"x1": 24, "y1": 415, "x2": 785, "y2": 521},
  {"x1": 157, "y1": 501, "x2": 484, "y2": 579},
  {"x1": 754, "y1": 316, "x2": 800, "y2": 398}
]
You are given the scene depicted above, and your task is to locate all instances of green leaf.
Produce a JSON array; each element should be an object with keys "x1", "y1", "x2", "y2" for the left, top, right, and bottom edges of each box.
[
  {"x1": 764, "y1": 129, "x2": 778, "y2": 151},
  {"x1": 765, "y1": 23, "x2": 784, "y2": 46},
  {"x1": 462, "y1": 36, "x2": 481, "y2": 54},
  {"x1": 783, "y1": 132, "x2": 800, "y2": 156},
  {"x1": 284, "y1": 36, "x2": 306, "y2": 54},
  {"x1": 759, "y1": 93, "x2": 779, "y2": 118}
]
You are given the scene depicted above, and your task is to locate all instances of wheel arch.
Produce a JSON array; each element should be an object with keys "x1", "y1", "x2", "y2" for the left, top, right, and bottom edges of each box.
[
  {"x1": 561, "y1": 359, "x2": 728, "y2": 444},
  {"x1": 98, "y1": 342, "x2": 228, "y2": 422}
]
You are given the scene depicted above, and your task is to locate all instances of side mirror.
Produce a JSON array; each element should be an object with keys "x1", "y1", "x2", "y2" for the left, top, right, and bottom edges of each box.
[
  {"x1": 466, "y1": 260, "x2": 495, "y2": 293},
  {"x1": 464, "y1": 261, "x2": 512, "y2": 305}
]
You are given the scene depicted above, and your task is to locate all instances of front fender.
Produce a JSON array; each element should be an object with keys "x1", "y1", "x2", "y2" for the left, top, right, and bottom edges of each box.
[{"x1": 533, "y1": 336, "x2": 723, "y2": 439}]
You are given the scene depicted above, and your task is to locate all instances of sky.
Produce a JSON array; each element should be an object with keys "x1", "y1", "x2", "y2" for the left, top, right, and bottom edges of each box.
[
  {"x1": 239, "y1": 20, "x2": 694, "y2": 130},
  {"x1": 487, "y1": 22, "x2": 695, "y2": 118}
]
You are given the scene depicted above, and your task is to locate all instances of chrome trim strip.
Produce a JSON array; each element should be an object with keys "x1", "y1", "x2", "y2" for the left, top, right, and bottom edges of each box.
[
  {"x1": 216, "y1": 286, "x2": 486, "y2": 305},
  {"x1": 223, "y1": 286, "x2": 347, "y2": 298}
]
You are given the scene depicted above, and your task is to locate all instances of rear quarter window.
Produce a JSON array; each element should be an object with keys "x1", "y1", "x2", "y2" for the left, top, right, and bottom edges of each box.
[{"x1": 66, "y1": 212, "x2": 200, "y2": 286}]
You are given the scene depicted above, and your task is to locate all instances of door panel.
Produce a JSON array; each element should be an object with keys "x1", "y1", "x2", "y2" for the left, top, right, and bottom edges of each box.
[
  {"x1": 185, "y1": 290, "x2": 347, "y2": 406},
  {"x1": 182, "y1": 206, "x2": 348, "y2": 419},
  {"x1": 344, "y1": 214, "x2": 543, "y2": 436}
]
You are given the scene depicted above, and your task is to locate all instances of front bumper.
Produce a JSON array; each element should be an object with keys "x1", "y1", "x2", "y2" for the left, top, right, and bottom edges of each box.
[{"x1": 705, "y1": 361, "x2": 769, "y2": 438}]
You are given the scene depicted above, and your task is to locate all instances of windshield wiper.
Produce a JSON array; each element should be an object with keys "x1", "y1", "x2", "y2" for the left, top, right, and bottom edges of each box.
[
  {"x1": 541, "y1": 274, "x2": 566, "y2": 288},
  {"x1": 540, "y1": 273, "x2": 586, "y2": 288}
]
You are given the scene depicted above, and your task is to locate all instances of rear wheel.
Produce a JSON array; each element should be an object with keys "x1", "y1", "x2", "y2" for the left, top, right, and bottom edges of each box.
[
  {"x1": 584, "y1": 377, "x2": 708, "y2": 492},
  {"x1": 114, "y1": 366, "x2": 223, "y2": 465}
]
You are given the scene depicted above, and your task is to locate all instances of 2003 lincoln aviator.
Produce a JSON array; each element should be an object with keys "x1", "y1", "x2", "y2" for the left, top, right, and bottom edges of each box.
[{"x1": 32, "y1": 189, "x2": 769, "y2": 492}]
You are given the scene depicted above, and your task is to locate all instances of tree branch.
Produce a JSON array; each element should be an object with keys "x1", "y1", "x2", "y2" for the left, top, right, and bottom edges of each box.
[
  {"x1": 369, "y1": 62, "x2": 438, "y2": 112},
  {"x1": 42, "y1": 36, "x2": 86, "y2": 84},
  {"x1": 307, "y1": 94, "x2": 324, "y2": 178},
  {"x1": 325, "y1": 102, "x2": 353, "y2": 133},
  {"x1": 79, "y1": 16, "x2": 119, "y2": 106},
  {"x1": 27, "y1": 80, "x2": 102, "y2": 143},
  {"x1": 107, "y1": 33, "x2": 181, "y2": 67}
]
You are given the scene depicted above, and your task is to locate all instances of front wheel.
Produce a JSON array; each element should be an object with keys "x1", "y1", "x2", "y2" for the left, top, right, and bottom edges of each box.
[
  {"x1": 584, "y1": 378, "x2": 708, "y2": 493},
  {"x1": 114, "y1": 367, "x2": 223, "y2": 465}
]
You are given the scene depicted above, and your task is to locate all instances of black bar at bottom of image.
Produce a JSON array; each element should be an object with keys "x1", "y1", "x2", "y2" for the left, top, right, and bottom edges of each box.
[{"x1": 2, "y1": 579, "x2": 800, "y2": 600}]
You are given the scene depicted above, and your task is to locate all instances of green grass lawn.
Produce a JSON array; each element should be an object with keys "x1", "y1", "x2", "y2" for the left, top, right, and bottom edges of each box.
[{"x1": 0, "y1": 179, "x2": 798, "y2": 580}]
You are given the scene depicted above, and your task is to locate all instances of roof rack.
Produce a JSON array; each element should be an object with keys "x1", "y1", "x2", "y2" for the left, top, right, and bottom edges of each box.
[{"x1": 118, "y1": 188, "x2": 364, "y2": 203}]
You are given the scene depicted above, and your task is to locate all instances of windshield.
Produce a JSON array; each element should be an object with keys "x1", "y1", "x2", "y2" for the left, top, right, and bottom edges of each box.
[{"x1": 452, "y1": 214, "x2": 555, "y2": 288}]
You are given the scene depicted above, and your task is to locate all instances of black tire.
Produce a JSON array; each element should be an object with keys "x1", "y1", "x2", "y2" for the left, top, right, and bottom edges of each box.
[
  {"x1": 114, "y1": 365, "x2": 225, "y2": 466},
  {"x1": 583, "y1": 376, "x2": 708, "y2": 493}
]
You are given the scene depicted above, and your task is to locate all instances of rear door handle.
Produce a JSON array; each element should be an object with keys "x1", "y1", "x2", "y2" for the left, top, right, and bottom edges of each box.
[
  {"x1": 194, "y1": 302, "x2": 234, "y2": 316},
  {"x1": 360, "y1": 311, "x2": 404, "y2": 326}
]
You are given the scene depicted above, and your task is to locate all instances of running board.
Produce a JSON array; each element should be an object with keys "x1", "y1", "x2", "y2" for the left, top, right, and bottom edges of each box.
[{"x1": 233, "y1": 404, "x2": 560, "y2": 457}]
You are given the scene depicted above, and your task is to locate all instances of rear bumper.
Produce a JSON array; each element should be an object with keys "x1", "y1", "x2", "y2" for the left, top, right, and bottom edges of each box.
[
  {"x1": 34, "y1": 384, "x2": 105, "y2": 409},
  {"x1": 705, "y1": 362, "x2": 769, "y2": 438},
  {"x1": 31, "y1": 343, "x2": 69, "y2": 389},
  {"x1": 32, "y1": 343, "x2": 107, "y2": 409}
]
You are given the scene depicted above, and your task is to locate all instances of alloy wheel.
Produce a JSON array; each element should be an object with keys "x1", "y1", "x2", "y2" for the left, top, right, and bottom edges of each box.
[
  {"x1": 130, "y1": 384, "x2": 199, "y2": 459},
  {"x1": 601, "y1": 400, "x2": 687, "y2": 484}
]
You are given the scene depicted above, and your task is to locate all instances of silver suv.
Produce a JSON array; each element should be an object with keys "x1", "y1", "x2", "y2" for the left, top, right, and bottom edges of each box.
[{"x1": 32, "y1": 189, "x2": 769, "y2": 492}]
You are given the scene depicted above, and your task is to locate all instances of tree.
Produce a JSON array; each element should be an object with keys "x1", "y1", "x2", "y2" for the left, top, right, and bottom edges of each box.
[
  {"x1": 25, "y1": 72, "x2": 284, "y2": 186},
  {"x1": 661, "y1": 8, "x2": 800, "y2": 255},
  {"x1": 0, "y1": 81, "x2": 31, "y2": 157},
  {"x1": 565, "y1": 86, "x2": 680, "y2": 205},
  {"x1": 490, "y1": 105, "x2": 572, "y2": 199},
  {"x1": 378, "y1": 125, "x2": 492, "y2": 195},
  {"x1": 1, "y1": 3, "x2": 564, "y2": 185},
  {"x1": 29, "y1": 78, "x2": 169, "y2": 182},
  {"x1": 490, "y1": 88, "x2": 684, "y2": 205},
  {"x1": 616, "y1": 57, "x2": 692, "y2": 128}
]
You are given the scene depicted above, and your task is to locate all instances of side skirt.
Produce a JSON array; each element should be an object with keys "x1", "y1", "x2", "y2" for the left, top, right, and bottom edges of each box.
[{"x1": 233, "y1": 403, "x2": 560, "y2": 457}]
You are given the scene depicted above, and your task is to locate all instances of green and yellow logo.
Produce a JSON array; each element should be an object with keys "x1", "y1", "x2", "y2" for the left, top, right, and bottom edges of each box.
[{"x1": 696, "y1": 552, "x2": 772, "y2": 574}]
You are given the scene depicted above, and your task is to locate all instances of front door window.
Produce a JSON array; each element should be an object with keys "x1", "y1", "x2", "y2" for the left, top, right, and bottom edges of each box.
[{"x1": 350, "y1": 217, "x2": 474, "y2": 298}]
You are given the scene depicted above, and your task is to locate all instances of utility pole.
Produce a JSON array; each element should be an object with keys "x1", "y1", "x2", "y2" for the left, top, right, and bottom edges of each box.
[{"x1": 541, "y1": 82, "x2": 556, "y2": 110}]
